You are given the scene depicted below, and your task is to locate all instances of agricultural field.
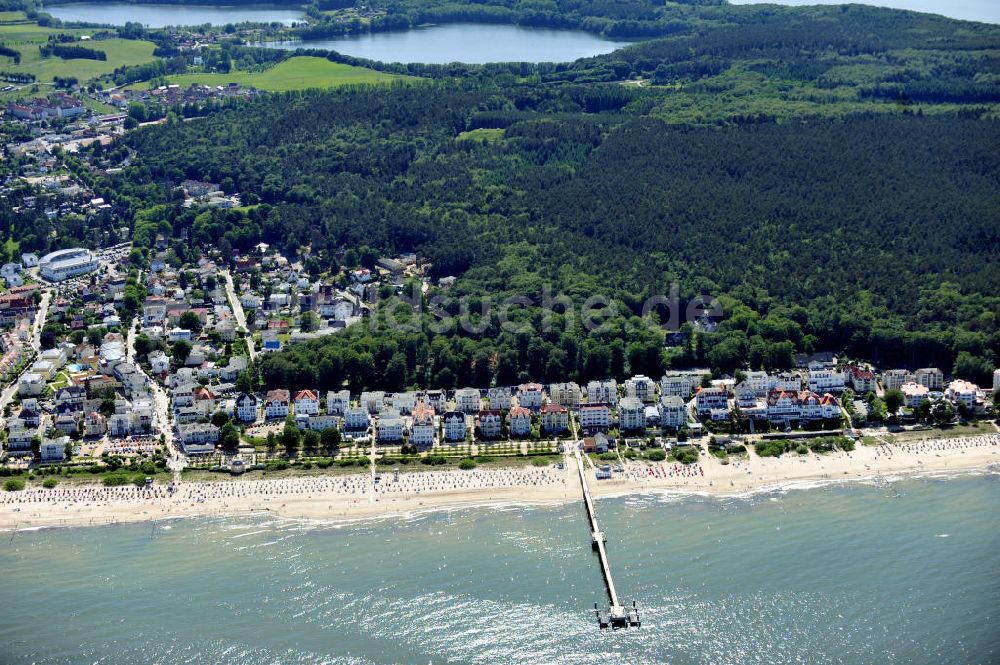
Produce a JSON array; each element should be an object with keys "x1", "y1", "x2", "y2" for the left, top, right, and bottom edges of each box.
[
  {"x1": 125, "y1": 56, "x2": 407, "y2": 92},
  {"x1": 0, "y1": 21, "x2": 157, "y2": 83}
]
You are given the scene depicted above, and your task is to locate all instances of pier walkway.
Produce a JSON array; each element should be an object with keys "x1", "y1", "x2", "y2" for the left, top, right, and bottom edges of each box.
[{"x1": 573, "y1": 446, "x2": 640, "y2": 629}]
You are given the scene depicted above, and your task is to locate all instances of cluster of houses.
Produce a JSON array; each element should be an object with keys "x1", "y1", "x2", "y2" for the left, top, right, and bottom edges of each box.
[
  {"x1": 5, "y1": 94, "x2": 86, "y2": 122},
  {"x1": 6, "y1": 337, "x2": 158, "y2": 462},
  {"x1": 115, "y1": 82, "x2": 259, "y2": 108}
]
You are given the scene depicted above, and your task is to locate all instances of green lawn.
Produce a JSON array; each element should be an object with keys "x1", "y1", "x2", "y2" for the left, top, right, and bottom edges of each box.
[
  {"x1": 0, "y1": 20, "x2": 157, "y2": 83},
  {"x1": 456, "y1": 128, "x2": 505, "y2": 143},
  {"x1": 127, "y1": 56, "x2": 406, "y2": 92}
]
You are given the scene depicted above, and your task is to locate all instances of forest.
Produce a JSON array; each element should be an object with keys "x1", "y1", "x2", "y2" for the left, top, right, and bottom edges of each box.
[
  {"x1": 10, "y1": 0, "x2": 995, "y2": 393},
  {"x1": 105, "y1": 78, "x2": 1000, "y2": 392}
]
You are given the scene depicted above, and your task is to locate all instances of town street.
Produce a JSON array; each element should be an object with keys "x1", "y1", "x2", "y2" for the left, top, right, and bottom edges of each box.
[{"x1": 222, "y1": 270, "x2": 256, "y2": 362}]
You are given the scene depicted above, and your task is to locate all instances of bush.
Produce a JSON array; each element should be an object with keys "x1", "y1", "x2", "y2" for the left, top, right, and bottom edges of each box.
[
  {"x1": 531, "y1": 456, "x2": 551, "y2": 467},
  {"x1": 671, "y1": 446, "x2": 699, "y2": 464},
  {"x1": 597, "y1": 452, "x2": 618, "y2": 461},
  {"x1": 102, "y1": 473, "x2": 131, "y2": 487},
  {"x1": 3, "y1": 478, "x2": 25, "y2": 492},
  {"x1": 42, "y1": 477, "x2": 59, "y2": 489},
  {"x1": 458, "y1": 458, "x2": 477, "y2": 470},
  {"x1": 796, "y1": 444, "x2": 809, "y2": 455},
  {"x1": 132, "y1": 475, "x2": 148, "y2": 487},
  {"x1": 646, "y1": 449, "x2": 667, "y2": 461}
]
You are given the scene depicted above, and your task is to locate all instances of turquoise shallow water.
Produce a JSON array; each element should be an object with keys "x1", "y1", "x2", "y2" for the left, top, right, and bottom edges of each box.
[{"x1": 1, "y1": 474, "x2": 998, "y2": 664}]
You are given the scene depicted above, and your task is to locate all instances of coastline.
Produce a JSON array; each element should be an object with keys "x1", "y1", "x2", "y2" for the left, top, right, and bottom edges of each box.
[{"x1": 2, "y1": 434, "x2": 997, "y2": 532}]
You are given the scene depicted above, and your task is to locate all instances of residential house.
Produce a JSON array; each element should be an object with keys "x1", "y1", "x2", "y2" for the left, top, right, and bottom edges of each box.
[
  {"x1": 360, "y1": 391, "x2": 386, "y2": 414},
  {"x1": 294, "y1": 389, "x2": 320, "y2": 415},
  {"x1": 264, "y1": 389, "x2": 290, "y2": 419},
  {"x1": 799, "y1": 391, "x2": 840, "y2": 421},
  {"x1": 548, "y1": 382, "x2": 582, "y2": 409},
  {"x1": 487, "y1": 386, "x2": 511, "y2": 410},
  {"x1": 40, "y1": 437, "x2": 68, "y2": 462},
  {"x1": 56, "y1": 384, "x2": 87, "y2": 412},
  {"x1": 443, "y1": 411, "x2": 467, "y2": 442},
  {"x1": 377, "y1": 410, "x2": 404, "y2": 444},
  {"x1": 586, "y1": 379, "x2": 618, "y2": 406},
  {"x1": 343, "y1": 406, "x2": 370, "y2": 431},
  {"x1": 83, "y1": 411, "x2": 107, "y2": 437},
  {"x1": 17, "y1": 372, "x2": 44, "y2": 397},
  {"x1": 235, "y1": 393, "x2": 259, "y2": 423},
  {"x1": 424, "y1": 389, "x2": 446, "y2": 412},
  {"x1": 847, "y1": 366, "x2": 878, "y2": 394},
  {"x1": 582, "y1": 432, "x2": 610, "y2": 454},
  {"x1": 658, "y1": 396, "x2": 688, "y2": 431},
  {"x1": 455, "y1": 387, "x2": 481, "y2": 414},
  {"x1": 517, "y1": 383, "x2": 544, "y2": 410},
  {"x1": 508, "y1": 406, "x2": 533, "y2": 438},
  {"x1": 767, "y1": 390, "x2": 801, "y2": 424},
  {"x1": 807, "y1": 364, "x2": 846, "y2": 393},
  {"x1": 579, "y1": 404, "x2": 611, "y2": 433},
  {"x1": 618, "y1": 397, "x2": 646, "y2": 431},
  {"x1": 390, "y1": 392, "x2": 418, "y2": 415},
  {"x1": 626, "y1": 375, "x2": 656, "y2": 403},
  {"x1": 660, "y1": 374, "x2": 698, "y2": 399},
  {"x1": 410, "y1": 406, "x2": 436, "y2": 447},
  {"x1": 882, "y1": 369, "x2": 911, "y2": 392},
  {"x1": 695, "y1": 386, "x2": 729, "y2": 417},
  {"x1": 946, "y1": 380, "x2": 977, "y2": 407},
  {"x1": 304, "y1": 414, "x2": 340, "y2": 432},
  {"x1": 326, "y1": 389, "x2": 351, "y2": 416},
  {"x1": 177, "y1": 423, "x2": 219, "y2": 454},
  {"x1": 477, "y1": 410, "x2": 503, "y2": 439},
  {"x1": 901, "y1": 382, "x2": 930, "y2": 408},
  {"x1": 6, "y1": 425, "x2": 36, "y2": 456},
  {"x1": 915, "y1": 368, "x2": 944, "y2": 391},
  {"x1": 770, "y1": 372, "x2": 801, "y2": 392},
  {"x1": 149, "y1": 350, "x2": 170, "y2": 375},
  {"x1": 540, "y1": 403, "x2": 569, "y2": 434}
]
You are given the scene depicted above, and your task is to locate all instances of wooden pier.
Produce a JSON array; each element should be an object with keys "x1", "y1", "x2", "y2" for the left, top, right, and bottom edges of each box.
[{"x1": 574, "y1": 447, "x2": 640, "y2": 629}]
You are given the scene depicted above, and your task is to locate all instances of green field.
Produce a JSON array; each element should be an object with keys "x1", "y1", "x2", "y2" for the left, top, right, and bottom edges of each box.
[
  {"x1": 0, "y1": 21, "x2": 157, "y2": 83},
  {"x1": 127, "y1": 56, "x2": 406, "y2": 92}
]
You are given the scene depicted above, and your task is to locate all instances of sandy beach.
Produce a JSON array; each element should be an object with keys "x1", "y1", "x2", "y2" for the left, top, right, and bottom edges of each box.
[{"x1": 2, "y1": 434, "x2": 997, "y2": 531}]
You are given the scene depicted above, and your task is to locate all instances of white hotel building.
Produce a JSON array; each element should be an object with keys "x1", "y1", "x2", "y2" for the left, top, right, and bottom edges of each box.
[{"x1": 39, "y1": 248, "x2": 99, "y2": 281}]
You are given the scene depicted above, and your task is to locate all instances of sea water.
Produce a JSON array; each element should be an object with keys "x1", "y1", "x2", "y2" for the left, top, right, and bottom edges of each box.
[{"x1": 1, "y1": 474, "x2": 998, "y2": 664}]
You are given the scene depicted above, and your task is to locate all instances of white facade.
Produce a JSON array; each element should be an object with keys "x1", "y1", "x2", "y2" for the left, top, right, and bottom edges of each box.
[
  {"x1": 294, "y1": 390, "x2": 320, "y2": 415},
  {"x1": 659, "y1": 395, "x2": 687, "y2": 430},
  {"x1": 443, "y1": 411, "x2": 467, "y2": 442},
  {"x1": 626, "y1": 375, "x2": 656, "y2": 402},
  {"x1": 377, "y1": 411, "x2": 404, "y2": 443},
  {"x1": 455, "y1": 388, "x2": 481, "y2": 414},
  {"x1": 579, "y1": 405, "x2": 610, "y2": 432},
  {"x1": 343, "y1": 406, "x2": 370, "y2": 431},
  {"x1": 235, "y1": 393, "x2": 259, "y2": 423},
  {"x1": 509, "y1": 407, "x2": 532, "y2": 437},
  {"x1": 411, "y1": 408, "x2": 436, "y2": 447},
  {"x1": 487, "y1": 387, "x2": 511, "y2": 410},
  {"x1": 39, "y1": 248, "x2": 98, "y2": 281},
  {"x1": 326, "y1": 389, "x2": 351, "y2": 415},
  {"x1": 478, "y1": 411, "x2": 503, "y2": 439},
  {"x1": 586, "y1": 379, "x2": 618, "y2": 406},
  {"x1": 517, "y1": 383, "x2": 544, "y2": 410},
  {"x1": 807, "y1": 368, "x2": 845, "y2": 393},
  {"x1": 618, "y1": 397, "x2": 645, "y2": 430}
]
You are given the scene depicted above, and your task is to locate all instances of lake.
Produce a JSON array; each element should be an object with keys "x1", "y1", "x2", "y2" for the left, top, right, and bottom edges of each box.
[
  {"x1": 263, "y1": 23, "x2": 633, "y2": 64},
  {"x1": 43, "y1": 3, "x2": 306, "y2": 27},
  {"x1": 728, "y1": 0, "x2": 1000, "y2": 25},
  {"x1": 2, "y1": 474, "x2": 999, "y2": 663}
]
